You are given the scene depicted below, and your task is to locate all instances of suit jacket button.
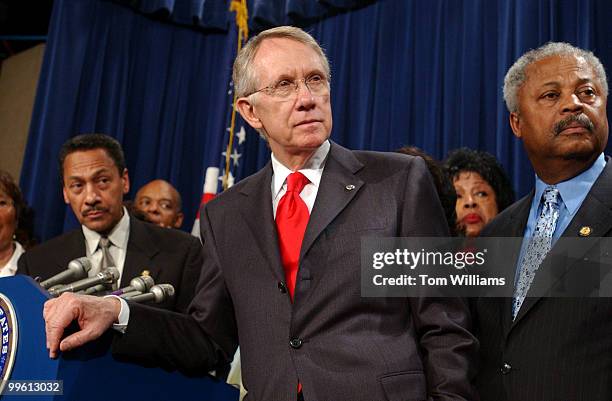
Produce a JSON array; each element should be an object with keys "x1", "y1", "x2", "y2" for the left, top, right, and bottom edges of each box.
[
  {"x1": 278, "y1": 282, "x2": 287, "y2": 293},
  {"x1": 501, "y1": 363, "x2": 512, "y2": 374},
  {"x1": 289, "y1": 338, "x2": 303, "y2": 349}
]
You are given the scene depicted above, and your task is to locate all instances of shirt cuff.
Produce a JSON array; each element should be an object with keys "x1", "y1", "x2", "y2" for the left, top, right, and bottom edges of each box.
[{"x1": 104, "y1": 295, "x2": 130, "y2": 333}]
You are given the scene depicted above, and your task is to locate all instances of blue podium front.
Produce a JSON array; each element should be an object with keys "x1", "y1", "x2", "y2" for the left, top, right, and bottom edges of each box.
[{"x1": 0, "y1": 276, "x2": 239, "y2": 401}]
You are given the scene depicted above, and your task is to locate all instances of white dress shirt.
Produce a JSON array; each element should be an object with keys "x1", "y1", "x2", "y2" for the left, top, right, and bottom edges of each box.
[
  {"x1": 0, "y1": 241, "x2": 24, "y2": 278},
  {"x1": 82, "y1": 206, "x2": 130, "y2": 284},
  {"x1": 271, "y1": 140, "x2": 330, "y2": 217}
]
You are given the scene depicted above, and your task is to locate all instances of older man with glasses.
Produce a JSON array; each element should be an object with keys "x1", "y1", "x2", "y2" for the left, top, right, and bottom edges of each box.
[{"x1": 43, "y1": 26, "x2": 477, "y2": 401}]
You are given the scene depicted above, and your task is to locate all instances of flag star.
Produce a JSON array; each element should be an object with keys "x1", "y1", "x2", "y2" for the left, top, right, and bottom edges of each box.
[
  {"x1": 236, "y1": 126, "x2": 246, "y2": 145},
  {"x1": 230, "y1": 149, "x2": 242, "y2": 166},
  {"x1": 219, "y1": 171, "x2": 235, "y2": 188}
]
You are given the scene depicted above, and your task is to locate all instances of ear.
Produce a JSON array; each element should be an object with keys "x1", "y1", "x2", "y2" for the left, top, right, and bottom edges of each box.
[
  {"x1": 62, "y1": 186, "x2": 70, "y2": 204},
  {"x1": 236, "y1": 97, "x2": 263, "y2": 130},
  {"x1": 509, "y1": 112, "x2": 522, "y2": 139},
  {"x1": 174, "y1": 212, "x2": 184, "y2": 229},
  {"x1": 121, "y1": 169, "x2": 130, "y2": 195}
]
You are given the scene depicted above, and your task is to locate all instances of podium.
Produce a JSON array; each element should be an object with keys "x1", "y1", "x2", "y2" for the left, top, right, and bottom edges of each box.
[{"x1": 0, "y1": 276, "x2": 239, "y2": 401}]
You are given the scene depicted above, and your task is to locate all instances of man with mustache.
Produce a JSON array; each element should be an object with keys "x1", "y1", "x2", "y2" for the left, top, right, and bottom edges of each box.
[
  {"x1": 17, "y1": 134, "x2": 203, "y2": 313},
  {"x1": 474, "y1": 42, "x2": 612, "y2": 400}
]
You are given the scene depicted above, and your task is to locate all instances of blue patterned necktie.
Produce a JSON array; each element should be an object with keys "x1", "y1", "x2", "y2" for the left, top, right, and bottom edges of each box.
[{"x1": 512, "y1": 186, "x2": 561, "y2": 320}]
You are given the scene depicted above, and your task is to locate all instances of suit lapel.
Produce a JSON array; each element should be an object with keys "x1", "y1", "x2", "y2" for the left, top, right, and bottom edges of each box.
[
  {"x1": 235, "y1": 144, "x2": 366, "y2": 291},
  {"x1": 489, "y1": 193, "x2": 532, "y2": 239},
  {"x1": 561, "y1": 158, "x2": 612, "y2": 240},
  {"x1": 238, "y1": 163, "x2": 286, "y2": 283},
  {"x1": 493, "y1": 193, "x2": 532, "y2": 337},
  {"x1": 513, "y1": 160, "x2": 612, "y2": 326},
  {"x1": 122, "y1": 217, "x2": 159, "y2": 287},
  {"x1": 56, "y1": 229, "x2": 88, "y2": 271},
  {"x1": 300, "y1": 143, "x2": 364, "y2": 261}
]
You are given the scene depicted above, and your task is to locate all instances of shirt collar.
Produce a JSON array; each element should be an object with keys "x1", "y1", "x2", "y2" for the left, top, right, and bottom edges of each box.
[
  {"x1": 3, "y1": 241, "x2": 24, "y2": 276},
  {"x1": 271, "y1": 140, "x2": 331, "y2": 199},
  {"x1": 82, "y1": 206, "x2": 131, "y2": 253},
  {"x1": 533, "y1": 153, "x2": 606, "y2": 216}
]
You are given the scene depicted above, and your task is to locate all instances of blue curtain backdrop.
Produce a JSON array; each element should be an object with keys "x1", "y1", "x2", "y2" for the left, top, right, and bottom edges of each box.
[{"x1": 21, "y1": 0, "x2": 612, "y2": 241}]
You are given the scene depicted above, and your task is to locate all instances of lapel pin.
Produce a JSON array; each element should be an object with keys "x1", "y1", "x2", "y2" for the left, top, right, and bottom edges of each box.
[
  {"x1": 345, "y1": 184, "x2": 355, "y2": 191},
  {"x1": 579, "y1": 226, "x2": 592, "y2": 237}
]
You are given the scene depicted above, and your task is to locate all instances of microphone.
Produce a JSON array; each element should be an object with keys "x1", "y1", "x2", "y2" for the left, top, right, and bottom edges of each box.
[
  {"x1": 126, "y1": 284, "x2": 175, "y2": 304},
  {"x1": 81, "y1": 284, "x2": 109, "y2": 295},
  {"x1": 119, "y1": 290, "x2": 142, "y2": 299},
  {"x1": 40, "y1": 257, "x2": 92, "y2": 289},
  {"x1": 111, "y1": 275, "x2": 155, "y2": 296},
  {"x1": 49, "y1": 267, "x2": 120, "y2": 297}
]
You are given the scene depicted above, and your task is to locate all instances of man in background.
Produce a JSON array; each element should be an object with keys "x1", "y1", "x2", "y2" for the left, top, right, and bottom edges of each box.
[
  {"x1": 133, "y1": 179, "x2": 184, "y2": 229},
  {"x1": 18, "y1": 133, "x2": 202, "y2": 312}
]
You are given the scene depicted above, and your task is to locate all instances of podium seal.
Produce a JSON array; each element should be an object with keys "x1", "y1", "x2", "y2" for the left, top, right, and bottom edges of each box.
[{"x1": 0, "y1": 293, "x2": 18, "y2": 394}]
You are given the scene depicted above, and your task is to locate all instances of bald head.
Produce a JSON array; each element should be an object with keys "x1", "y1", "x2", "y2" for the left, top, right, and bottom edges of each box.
[{"x1": 134, "y1": 180, "x2": 183, "y2": 228}]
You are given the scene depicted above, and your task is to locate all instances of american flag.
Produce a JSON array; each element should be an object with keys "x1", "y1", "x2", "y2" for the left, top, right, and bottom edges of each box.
[
  {"x1": 191, "y1": 80, "x2": 247, "y2": 238},
  {"x1": 191, "y1": 0, "x2": 249, "y2": 239}
]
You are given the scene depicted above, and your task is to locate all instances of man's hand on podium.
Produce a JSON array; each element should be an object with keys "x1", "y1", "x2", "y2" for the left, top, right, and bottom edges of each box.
[{"x1": 43, "y1": 293, "x2": 121, "y2": 358}]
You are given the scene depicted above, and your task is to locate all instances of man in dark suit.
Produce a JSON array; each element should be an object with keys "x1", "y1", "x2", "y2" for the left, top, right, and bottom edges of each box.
[
  {"x1": 43, "y1": 27, "x2": 477, "y2": 401},
  {"x1": 475, "y1": 43, "x2": 612, "y2": 400},
  {"x1": 18, "y1": 134, "x2": 202, "y2": 312}
]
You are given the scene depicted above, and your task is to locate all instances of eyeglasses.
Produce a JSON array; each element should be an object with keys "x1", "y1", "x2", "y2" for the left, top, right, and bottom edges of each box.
[{"x1": 247, "y1": 75, "x2": 329, "y2": 99}]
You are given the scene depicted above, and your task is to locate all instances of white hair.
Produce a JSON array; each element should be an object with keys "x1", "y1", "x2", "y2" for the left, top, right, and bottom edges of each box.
[
  {"x1": 232, "y1": 26, "x2": 331, "y2": 98},
  {"x1": 503, "y1": 42, "x2": 608, "y2": 113}
]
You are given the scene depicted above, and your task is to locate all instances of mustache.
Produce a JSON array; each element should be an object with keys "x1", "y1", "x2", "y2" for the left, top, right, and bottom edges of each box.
[
  {"x1": 82, "y1": 205, "x2": 108, "y2": 217},
  {"x1": 553, "y1": 114, "x2": 594, "y2": 135}
]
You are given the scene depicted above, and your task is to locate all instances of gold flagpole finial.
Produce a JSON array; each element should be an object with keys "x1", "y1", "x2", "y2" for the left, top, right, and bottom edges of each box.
[{"x1": 230, "y1": 0, "x2": 249, "y2": 42}]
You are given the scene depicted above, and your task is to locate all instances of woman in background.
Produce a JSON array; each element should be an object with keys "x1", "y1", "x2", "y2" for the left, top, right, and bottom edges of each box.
[
  {"x1": 444, "y1": 148, "x2": 514, "y2": 237},
  {"x1": 0, "y1": 170, "x2": 35, "y2": 276}
]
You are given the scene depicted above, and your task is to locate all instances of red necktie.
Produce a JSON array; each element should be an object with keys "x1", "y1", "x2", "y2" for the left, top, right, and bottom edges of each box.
[{"x1": 275, "y1": 171, "x2": 310, "y2": 301}]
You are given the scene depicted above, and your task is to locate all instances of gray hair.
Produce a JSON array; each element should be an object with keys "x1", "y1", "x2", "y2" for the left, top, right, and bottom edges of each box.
[
  {"x1": 503, "y1": 42, "x2": 608, "y2": 113},
  {"x1": 232, "y1": 26, "x2": 331, "y2": 98}
]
